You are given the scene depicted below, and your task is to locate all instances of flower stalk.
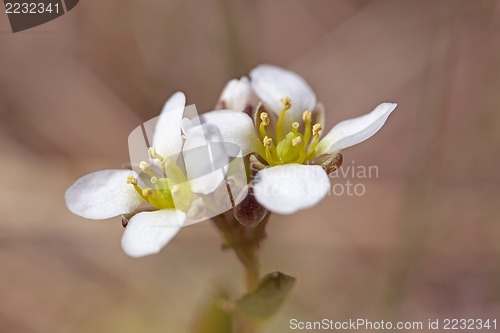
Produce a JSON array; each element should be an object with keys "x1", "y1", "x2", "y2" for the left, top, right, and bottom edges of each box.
[{"x1": 211, "y1": 212, "x2": 270, "y2": 291}]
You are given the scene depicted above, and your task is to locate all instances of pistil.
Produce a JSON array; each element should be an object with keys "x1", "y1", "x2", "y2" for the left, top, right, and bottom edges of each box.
[{"x1": 291, "y1": 122, "x2": 299, "y2": 136}]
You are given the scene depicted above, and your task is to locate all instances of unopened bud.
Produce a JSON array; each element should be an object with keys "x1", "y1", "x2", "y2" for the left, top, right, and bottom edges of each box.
[{"x1": 233, "y1": 187, "x2": 269, "y2": 227}]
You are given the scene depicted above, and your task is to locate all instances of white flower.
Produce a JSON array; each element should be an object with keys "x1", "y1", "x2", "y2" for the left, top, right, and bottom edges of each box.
[
  {"x1": 200, "y1": 64, "x2": 397, "y2": 214},
  {"x1": 65, "y1": 92, "x2": 219, "y2": 257},
  {"x1": 217, "y1": 76, "x2": 258, "y2": 112}
]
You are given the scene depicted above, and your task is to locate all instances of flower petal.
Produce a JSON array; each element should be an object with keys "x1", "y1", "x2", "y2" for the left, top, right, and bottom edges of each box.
[
  {"x1": 250, "y1": 64, "x2": 316, "y2": 122},
  {"x1": 218, "y1": 76, "x2": 258, "y2": 112},
  {"x1": 65, "y1": 169, "x2": 144, "y2": 220},
  {"x1": 183, "y1": 123, "x2": 228, "y2": 195},
  {"x1": 315, "y1": 103, "x2": 397, "y2": 156},
  {"x1": 151, "y1": 91, "x2": 186, "y2": 158},
  {"x1": 200, "y1": 110, "x2": 261, "y2": 156},
  {"x1": 253, "y1": 164, "x2": 330, "y2": 215},
  {"x1": 121, "y1": 210, "x2": 185, "y2": 258}
]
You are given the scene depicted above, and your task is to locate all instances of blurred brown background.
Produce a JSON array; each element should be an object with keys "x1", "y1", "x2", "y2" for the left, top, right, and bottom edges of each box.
[{"x1": 1, "y1": 0, "x2": 500, "y2": 332}]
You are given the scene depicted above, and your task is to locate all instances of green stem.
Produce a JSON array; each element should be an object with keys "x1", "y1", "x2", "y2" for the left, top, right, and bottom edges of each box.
[{"x1": 212, "y1": 212, "x2": 269, "y2": 292}]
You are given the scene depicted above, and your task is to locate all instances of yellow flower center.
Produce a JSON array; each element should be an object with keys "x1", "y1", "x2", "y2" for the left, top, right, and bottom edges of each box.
[
  {"x1": 126, "y1": 147, "x2": 194, "y2": 211},
  {"x1": 257, "y1": 97, "x2": 322, "y2": 166}
]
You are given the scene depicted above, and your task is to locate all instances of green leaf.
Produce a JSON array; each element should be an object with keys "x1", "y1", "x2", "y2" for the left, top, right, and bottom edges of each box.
[
  {"x1": 190, "y1": 291, "x2": 233, "y2": 333},
  {"x1": 237, "y1": 271, "x2": 296, "y2": 322}
]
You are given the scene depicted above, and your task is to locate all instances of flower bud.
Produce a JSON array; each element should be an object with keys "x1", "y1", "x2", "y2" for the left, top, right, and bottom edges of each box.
[
  {"x1": 233, "y1": 187, "x2": 268, "y2": 227},
  {"x1": 216, "y1": 76, "x2": 258, "y2": 112}
]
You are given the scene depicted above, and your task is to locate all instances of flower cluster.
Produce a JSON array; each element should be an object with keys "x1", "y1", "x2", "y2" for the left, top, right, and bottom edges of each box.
[
  {"x1": 65, "y1": 65, "x2": 396, "y2": 257},
  {"x1": 201, "y1": 65, "x2": 396, "y2": 214}
]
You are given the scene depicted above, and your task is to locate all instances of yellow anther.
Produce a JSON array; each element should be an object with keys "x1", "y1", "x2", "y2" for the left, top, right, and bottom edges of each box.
[
  {"x1": 148, "y1": 147, "x2": 164, "y2": 161},
  {"x1": 147, "y1": 147, "x2": 156, "y2": 159},
  {"x1": 142, "y1": 188, "x2": 154, "y2": 196},
  {"x1": 281, "y1": 97, "x2": 292, "y2": 110},
  {"x1": 302, "y1": 111, "x2": 313, "y2": 145},
  {"x1": 277, "y1": 97, "x2": 292, "y2": 142},
  {"x1": 263, "y1": 136, "x2": 280, "y2": 166},
  {"x1": 292, "y1": 136, "x2": 302, "y2": 147},
  {"x1": 260, "y1": 112, "x2": 270, "y2": 126},
  {"x1": 259, "y1": 112, "x2": 270, "y2": 139},
  {"x1": 312, "y1": 123, "x2": 323, "y2": 136},
  {"x1": 140, "y1": 161, "x2": 150, "y2": 172},
  {"x1": 127, "y1": 175, "x2": 145, "y2": 198},
  {"x1": 307, "y1": 124, "x2": 323, "y2": 158},
  {"x1": 140, "y1": 161, "x2": 158, "y2": 178},
  {"x1": 302, "y1": 111, "x2": 312, "y2": 122},
  {"x1": 263, "y1": 136, "x2": 273, "y2": 148}
]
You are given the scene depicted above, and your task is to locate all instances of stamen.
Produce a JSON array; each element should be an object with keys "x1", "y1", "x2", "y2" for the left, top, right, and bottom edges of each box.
[
  {"x1": 148, "y1": 147, "x2": 164, "y2": 161},
  {"x1": 127, "y1": 176, "x2": 146, "y2": 199},
  {"x1": 263, "y1": 136, "x2": 279, "y2": 166},
  {"x1": 259, "y1": 112, "x2": 270, "y2": 139},
  {"x1": 296, "y1": 148, "x2": 306, "y2": 164},
  {"x1": 249, "y1": 154, "x2": 266, "y2": 172},
  {"x1": 302, "y1": 111, "x2": 312, "y2": 145},
  {"x1": 307, "y1": 124, "x2": 323, "y2": 156},
  {"x1": 263, "y1": 136, "x2": 273, "y2": 148},
  {"x1": 292, "y1": 136, "x2": 302, "y2": 147},
  {"x1": 312, "y1": 123, "x2": 323, "y2": 136},
  {"x1": 126, "y1": 176, "x2": 137, "y2": 185},
  {"x1": 142, "y1": 188, "x2": 154, "y2": 197},
  {"x1": 260, "y1": 112, "x2": 270, "y2": 125},
  {"x1": 281, "y1": 97, "x2": 292, "y2": 110},
  {"x1": 291, "y1": 122, "x2": 299, "y2": 135},
  {"x1": 139, "y1": 161, "x2": 156, "y2": 177},
  {"x1": 276, "y1": 97, "x2": 292, "y2": 142},
  {"x1": 302, "y1": 111, "x2": 312, "y2": 122}
]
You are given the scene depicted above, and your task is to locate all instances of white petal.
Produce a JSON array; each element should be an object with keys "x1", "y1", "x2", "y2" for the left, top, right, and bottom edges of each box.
[
  {"x1": 316, "y1": 103, "x2": 397, "y2": 156},
  {"x1": 218, "y1": 76, "x2": 257, "y2": 111},
  {"x1": 183, "y1": 123, "x2": 228, "y2": 195},
  {"x1": 121, "y1": 210, "x2": 185, "y2": 258},
  {"x1": 151, "y1": 92, "x2": 186, "y2": 158},
  {"x1": 250, "y1": 64, "x2": 316, "y2": 121},
  {"x1": 65, "y1": 169, "x2": 144, "y2": 220},
  {"x1": 200, "y1": 110, "x2": 261, "y2": 156},
  {"x1": 253, "y1": 164, "x2": 330, "y2": 215}
]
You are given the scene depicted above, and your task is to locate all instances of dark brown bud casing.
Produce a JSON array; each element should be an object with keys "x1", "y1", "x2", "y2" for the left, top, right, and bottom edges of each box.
[
  {"x1": 314, "y1": 153, "x2": 343, "y2": 175},
  {"x1": 233, "y1": 186, "x2": 268, "y2": 227}
]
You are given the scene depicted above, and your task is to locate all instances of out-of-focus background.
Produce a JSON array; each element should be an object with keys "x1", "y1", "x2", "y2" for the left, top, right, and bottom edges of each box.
[{"x1": 1, "y1": 0, "x2": 500, "y2": 332}]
